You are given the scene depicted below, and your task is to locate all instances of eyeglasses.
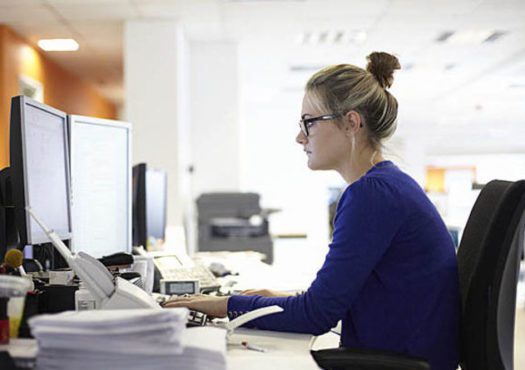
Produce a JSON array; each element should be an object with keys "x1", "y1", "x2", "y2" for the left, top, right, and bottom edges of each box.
[{"x1": 299, "y1": 113, "x2": 341, "y2": 137}]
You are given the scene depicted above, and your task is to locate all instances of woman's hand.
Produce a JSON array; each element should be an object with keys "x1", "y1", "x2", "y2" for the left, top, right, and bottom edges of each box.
[
  {"x1": 240, "y1": 289, "x2": 294, "y2": 298},
  {"x1": 162, "y1": 294, "x2": 229, "y2": 318}
]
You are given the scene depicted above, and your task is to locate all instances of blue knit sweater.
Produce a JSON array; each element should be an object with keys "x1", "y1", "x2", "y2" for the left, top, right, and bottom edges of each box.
[{"x1": 227, "y1": 161, "x2": 460, "y2": 370}]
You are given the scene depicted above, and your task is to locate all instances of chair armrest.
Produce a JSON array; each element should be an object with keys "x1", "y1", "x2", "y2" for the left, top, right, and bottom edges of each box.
[{"x1": 310, "y1": 347, "x2": 431, "y2": 370}]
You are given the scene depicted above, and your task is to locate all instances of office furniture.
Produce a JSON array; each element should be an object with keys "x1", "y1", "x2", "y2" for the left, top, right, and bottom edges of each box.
[
  {"x1": 228, "y1": 328, "x2": 318, "y2": 369},
  {"x1": 311, "y1": 179, "x2": 525, "y2": 370},
  {"x1": 457, "y1": 180, "x2": 525, "y2": 369},
  {"x1": 2, "y1": 328, "x2": 320, "y2": 370},
  {"x1": 196, "y1": 193, "x2": 274, "y2": 263}
]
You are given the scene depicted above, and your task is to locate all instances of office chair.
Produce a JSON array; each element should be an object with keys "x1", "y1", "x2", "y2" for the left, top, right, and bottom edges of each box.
[{"x1": 311, "y1": 180, "x2": 525, "y2": 370}]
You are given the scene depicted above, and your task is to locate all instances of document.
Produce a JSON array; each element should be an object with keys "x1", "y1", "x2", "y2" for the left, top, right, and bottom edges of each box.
[{"x1": 28, "y1": 308, "x2": 227, "y2": 370}]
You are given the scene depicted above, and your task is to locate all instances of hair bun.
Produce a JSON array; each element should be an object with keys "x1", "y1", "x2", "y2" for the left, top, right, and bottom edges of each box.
[{"x1": 366, "y1": 52, "x2": 401, "y2": 89}]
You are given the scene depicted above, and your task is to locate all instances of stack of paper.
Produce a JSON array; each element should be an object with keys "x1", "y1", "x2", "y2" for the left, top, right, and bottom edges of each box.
[
  {"x1": 170, "y1": 327, "x2": 228, "y2": 370},
  {"x1": 28, "y1": 308, "x2": 227, "y2": 370}
]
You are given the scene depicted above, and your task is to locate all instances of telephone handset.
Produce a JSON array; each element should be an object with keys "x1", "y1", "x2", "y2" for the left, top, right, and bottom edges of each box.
[{"x1": 27, "y1": 207, "x2": 159, "y2": 309}]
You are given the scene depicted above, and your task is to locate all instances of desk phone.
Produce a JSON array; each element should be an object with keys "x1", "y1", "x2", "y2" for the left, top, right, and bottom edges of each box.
[{"x1": 152, "y1": 253, "x2": 221, "y2": 293}]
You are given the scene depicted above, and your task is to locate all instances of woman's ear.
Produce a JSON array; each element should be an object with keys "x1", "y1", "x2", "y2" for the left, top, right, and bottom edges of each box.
[{"x1": 343, "y1": 111, "x2": 362, "y2": 135}]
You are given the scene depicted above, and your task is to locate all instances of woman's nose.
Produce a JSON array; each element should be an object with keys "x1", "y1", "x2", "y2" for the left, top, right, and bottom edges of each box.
[{"x1": 296, "y1": 130, "x2": 307, "y2": 144}]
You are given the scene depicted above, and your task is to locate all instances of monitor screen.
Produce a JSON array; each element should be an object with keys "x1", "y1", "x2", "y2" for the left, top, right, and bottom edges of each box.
[
  {"x1": 132, "y1": 163, "x2": 167, "y2": 248},
  {"x1": 146, "y1": 168, "x2": 167, "y2": 242},
  {"x1": 10, "y1": 96, "x2": 72, "y2": 246},
  {"x1": 132, "y1": 163, "x2": 147, "y2": 248},
  {"x1": 69, "y1": 115, "x2": 132, "y2": 257}
]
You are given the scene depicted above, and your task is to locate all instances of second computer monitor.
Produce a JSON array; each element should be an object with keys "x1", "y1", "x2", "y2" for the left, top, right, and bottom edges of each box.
[
  {"x1": 132, "y1": 163, "x2": 167, "y2": 249},
  {"x1": 146, "y1": 167, "x2": 167, "y2": 242},
  {"x1": 69, "y1": 115, "x2": 132, "y2": 257}
]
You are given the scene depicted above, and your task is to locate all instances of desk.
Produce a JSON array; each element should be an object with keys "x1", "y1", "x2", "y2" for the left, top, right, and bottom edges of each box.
[
  {"x1": 0, "y1": 338, "x2": 37, "y2": 368},
  {"x1": 2, "y1": 330, "x2": 321, "y2": 370},
  {"x1": 228, "y1": 328, "x2": 319, "y2": 369},
  {"x1": 2, "y1": 249, "x2": 327, "y2": 369}
]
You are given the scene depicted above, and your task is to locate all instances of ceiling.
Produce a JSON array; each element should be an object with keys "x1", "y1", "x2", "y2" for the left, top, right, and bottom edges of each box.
[{"x1": 1, "y1": 0, "x2": 525, "y2": 125}]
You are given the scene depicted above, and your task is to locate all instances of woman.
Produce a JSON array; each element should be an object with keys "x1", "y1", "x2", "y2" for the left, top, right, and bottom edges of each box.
[{"x1": 165, "y1": 52, "x2": 460, "y2": 370}]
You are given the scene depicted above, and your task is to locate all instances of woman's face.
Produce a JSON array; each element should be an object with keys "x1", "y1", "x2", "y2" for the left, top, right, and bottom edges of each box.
[{"x1": 296, "y1": 93, "x2": 351, "y2": 171}]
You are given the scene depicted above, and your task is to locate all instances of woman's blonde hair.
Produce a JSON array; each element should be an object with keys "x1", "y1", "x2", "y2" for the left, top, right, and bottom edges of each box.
[{"x1": 306, "y1": 52, "x2": 401, "y2": 150}]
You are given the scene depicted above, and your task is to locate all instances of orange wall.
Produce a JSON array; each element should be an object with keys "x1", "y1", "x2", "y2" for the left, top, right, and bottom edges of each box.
[{"x1": 0, "y1": 25, "x2": 117, "y2": 168}]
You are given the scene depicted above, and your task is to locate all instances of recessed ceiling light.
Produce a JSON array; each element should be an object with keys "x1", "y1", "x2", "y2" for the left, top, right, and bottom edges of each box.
[
  {"x1": 484, "y1": 31, "x2": 506, "y2": 43},
  {"x1": 347, "y1": 30, "x2": 367, "y2": 44},
  {"x1": 448, "y1": 30, "x2": 493, "y2": 44},
  {"x1": 38, "y1": 39, "x2": 79, "y2": 52},
  {"x1": 333, "y1": 30, "x2": 344, "y2": 44},
  {"x1": 436, "y1": 31, "x2": 454, "y2": 42},
  {"x1": 229, "y1": 0, "x2": 305, "y2": 2},
  {"x1": 289, "y1": 65, "x2": 325, "y2": 72},
  {"x1": 296, "y1": 30, "x2": 366, "y2": 45},
  {"x1": 436, "y1": 30, "x2": 505, "y2": 45}
]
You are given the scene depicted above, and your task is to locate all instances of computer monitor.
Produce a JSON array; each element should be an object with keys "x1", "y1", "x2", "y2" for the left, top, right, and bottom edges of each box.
[
  {"x1": 132, "y1": 163, "x2": 167, "y2": 249},
  {"x1": 132, "y1": 163, "x2": 147, "y2": 248},
  {"x1": 9, "y1": 96, "x2": 72, "y2": 247},
  {"x1": 69, "y1": 115, "x2": 132, "y2": 258},
  {"x1": 146, "y1": 167, "x2": 168, "y2": 243}
]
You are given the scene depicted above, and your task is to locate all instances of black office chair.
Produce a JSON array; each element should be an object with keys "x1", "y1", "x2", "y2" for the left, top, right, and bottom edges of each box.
[{"x1": 311, "y1": 180, "x2": 525, "y2": 370}]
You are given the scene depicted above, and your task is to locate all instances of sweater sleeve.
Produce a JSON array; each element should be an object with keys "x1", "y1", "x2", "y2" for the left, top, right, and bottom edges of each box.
[{"x1": 227, "y1": 177, "x2": 408, "y2": 335}]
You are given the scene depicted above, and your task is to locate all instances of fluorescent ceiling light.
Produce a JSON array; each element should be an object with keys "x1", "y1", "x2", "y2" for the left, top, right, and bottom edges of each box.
[
  {"x1": 296, "y1": 30, "x2": 366, "y2": 45},
  {"x1": 229, "y1": 0, "x2": 305, "y2": 2},
  {"x1": 439, "y1": 30, "x2": 503, "y2": 45},
  {"x1": 484, "y1": 31, "x2": 506, "y2": 43},
  {"x1": 38, "y1": 39, "x2": 79, "y2": 52},
  {"x1": 448, "y1": 30, "x2": 493, "y2": 44},
  {"x1": 347, "y1": 30, "x2": 367, "y2": 44}
]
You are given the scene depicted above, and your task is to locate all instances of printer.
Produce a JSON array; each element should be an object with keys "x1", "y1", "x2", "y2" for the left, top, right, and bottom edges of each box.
[{"x1": 196, "y1": 193, "x2": 275, "y2": 263}]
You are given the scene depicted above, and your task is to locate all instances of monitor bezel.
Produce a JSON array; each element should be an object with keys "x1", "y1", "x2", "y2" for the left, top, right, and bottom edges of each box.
[
  {"x1": 10, "y1": 95, "x2": 73, "y2": 246},
  {"x1": 68, "y1": 114, "x2": 133, "y2": 256}
]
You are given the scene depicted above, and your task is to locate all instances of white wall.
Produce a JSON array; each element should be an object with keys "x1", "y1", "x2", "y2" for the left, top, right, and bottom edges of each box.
[
  {"x1": 237, "y1": 41, "x2": 342, "y2": 255},
  {"x1": 124, "y1": 20, "x2": 190, "y2": 228},
  {"x1": 189, "y1": 41, "x2": 240, "y2": 197},
  {"x1": 123, "y1": 24, "x2": 525, "y2": 259}
]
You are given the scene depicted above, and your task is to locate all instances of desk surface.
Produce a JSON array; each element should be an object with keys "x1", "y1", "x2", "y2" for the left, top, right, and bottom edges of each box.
[
  {"x1": 228, "y1": 328, "x2": 319, "y2": 369},
  {"x1": 2, "y1": 329, "x2": 321, "y2": 370},
  {"x1": 2, "y1": 250, "x2": 327, "y2": 369}
]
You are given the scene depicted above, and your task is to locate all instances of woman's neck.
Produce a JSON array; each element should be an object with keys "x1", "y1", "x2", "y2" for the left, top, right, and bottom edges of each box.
[{"x1": 338, "y1": 147, "x2": 384, "y2": 184}]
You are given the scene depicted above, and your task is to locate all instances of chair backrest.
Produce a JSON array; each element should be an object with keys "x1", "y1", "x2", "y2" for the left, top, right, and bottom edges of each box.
[{"x1": 457, "y1": 180, "x2": 525, "y2": 370}]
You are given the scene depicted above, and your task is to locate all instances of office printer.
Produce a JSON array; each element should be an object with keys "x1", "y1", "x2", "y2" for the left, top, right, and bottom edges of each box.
[{"x1": 196, "y1": 193, "x2": 275, "y2": 263}]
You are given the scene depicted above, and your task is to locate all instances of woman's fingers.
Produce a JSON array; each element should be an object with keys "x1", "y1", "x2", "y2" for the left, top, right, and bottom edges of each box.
[
  {"x1": 162, "y1": 295, "x2": 229, "y2": 318},
  {"x1": 162, "y1": 295, "x2": 198, "y2": 308}
]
